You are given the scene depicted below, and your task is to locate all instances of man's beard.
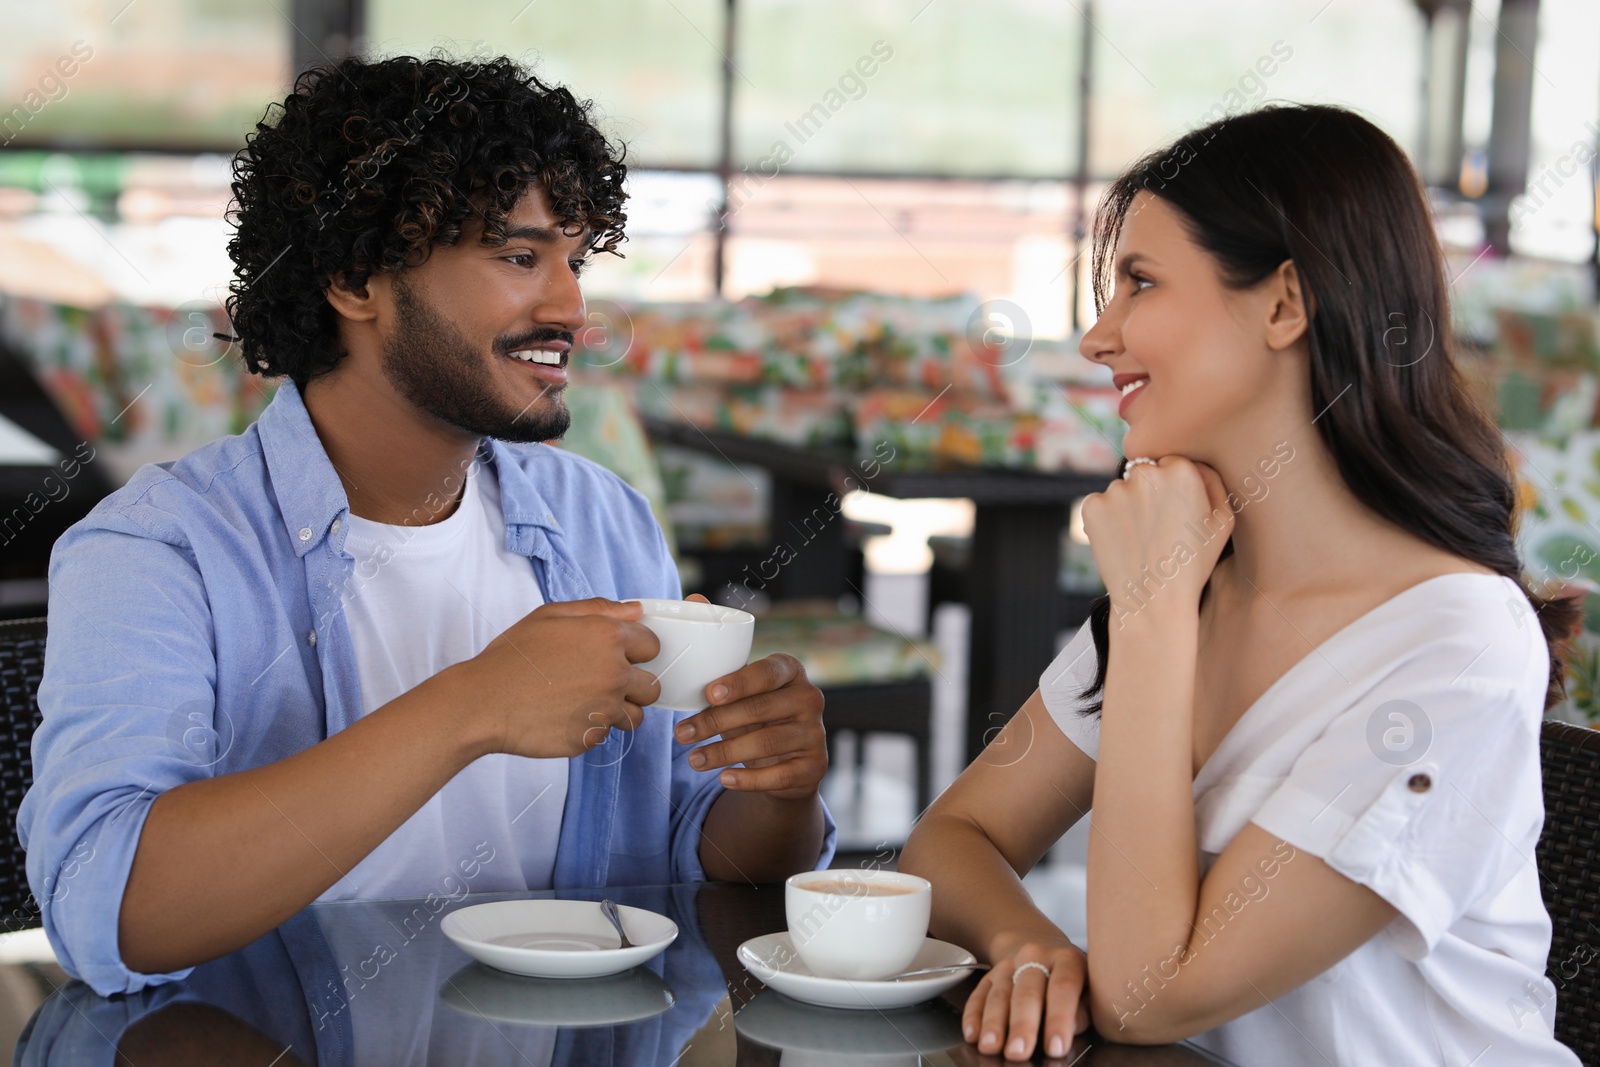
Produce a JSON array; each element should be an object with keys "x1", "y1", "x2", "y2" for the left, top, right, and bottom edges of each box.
[{"x1": 381, "y1": 275, "x2": 572, "y2": 443}]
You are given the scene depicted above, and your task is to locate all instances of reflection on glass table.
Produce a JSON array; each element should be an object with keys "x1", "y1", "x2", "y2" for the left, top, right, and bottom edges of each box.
[{"x1": 10, "y1": 882, "x2": 1237, "y2": 1066}]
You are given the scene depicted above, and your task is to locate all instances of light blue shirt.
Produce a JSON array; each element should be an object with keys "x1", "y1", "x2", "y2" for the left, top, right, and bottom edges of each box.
[{"x1": 18, "y1": 379, "x2": 835, "y2": 996}]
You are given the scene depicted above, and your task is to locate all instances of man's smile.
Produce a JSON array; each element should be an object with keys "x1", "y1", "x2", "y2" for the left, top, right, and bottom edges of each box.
[
  {"x1": 498, "y1": 330, "x2": 573, "y2": 386},
  {"x1": 507, "y1": 348, "x2": 564, "y2": 366},
  {"x1": 502, "y1": 344, "x2": 569, "y2": 384}
]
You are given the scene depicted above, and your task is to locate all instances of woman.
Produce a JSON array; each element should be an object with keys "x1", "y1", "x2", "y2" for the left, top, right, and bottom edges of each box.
[{"x1": 898, "y1": 104, "x2": 1580, "y2": 1066}]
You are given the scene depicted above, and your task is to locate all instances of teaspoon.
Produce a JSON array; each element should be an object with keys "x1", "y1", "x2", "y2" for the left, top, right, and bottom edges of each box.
[{"x1": 599, "y1": 898, "x2": 635, "y2": 950}]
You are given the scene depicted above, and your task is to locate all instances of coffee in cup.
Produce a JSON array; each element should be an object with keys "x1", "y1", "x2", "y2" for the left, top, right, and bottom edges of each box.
[
  {"x1": 785, "y1": 869, "x2": 932, "y2": 980},
  {"x1": 625, "y1": 598, "x2": 755, "y2": 713}
]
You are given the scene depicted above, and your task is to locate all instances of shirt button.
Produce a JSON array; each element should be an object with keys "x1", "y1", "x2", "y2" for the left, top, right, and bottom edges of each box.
[
  {"x1": 307, "y1": 630, "x2": 318, "y2": 647},
  {"x1": 331, "y1": 519, "x2": 342, "y2": 536},
  {"x1": 1407, "y1": 773, "x2": 1431, "y2": 793},
  {"x1": 298, "y1": 527, "x2": 313, "y2": 542}
]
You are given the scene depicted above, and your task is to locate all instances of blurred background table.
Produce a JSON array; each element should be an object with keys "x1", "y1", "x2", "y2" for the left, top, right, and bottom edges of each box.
[
  {"x1": 646, "y1": 416, "x2": 1114, "y2": 764},
  {"x1": 0, "y1": 340, "x2": 113, "y2": 620}
]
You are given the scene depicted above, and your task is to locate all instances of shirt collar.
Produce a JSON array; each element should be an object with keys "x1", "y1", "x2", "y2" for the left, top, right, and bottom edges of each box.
[
  {"x1": 481, "y1": 437, "x2": 563, "y2": 536},
  {"x1": 256, "y1": 380, "x2": 563, "y2": 558},
  {"x1": 256, "y1": 379, "x2": 351, "y2": 559}
]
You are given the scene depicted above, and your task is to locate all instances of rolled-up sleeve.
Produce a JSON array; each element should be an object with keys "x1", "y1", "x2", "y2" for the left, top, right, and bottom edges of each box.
[
  {"x1": 18, "y1": 510, "x2": 222, "y2": 994},
  {"x1": 1250, "y1": 679, "x2": 1543, "y2": 960}
]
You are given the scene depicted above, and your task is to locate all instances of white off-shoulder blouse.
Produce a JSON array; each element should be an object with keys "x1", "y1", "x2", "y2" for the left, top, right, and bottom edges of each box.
[{"x1": 1039, "y1": 573, "x2": 1579, "y2": 1067}]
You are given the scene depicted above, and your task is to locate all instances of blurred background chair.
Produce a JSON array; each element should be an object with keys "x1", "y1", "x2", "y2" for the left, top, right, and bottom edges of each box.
[
  {"x1": 746, "y1": 604, "x2": 937, "y2": 817},
  {"x1": 1537, "y1": 719, "x2": 1600, "y2": 1061}
]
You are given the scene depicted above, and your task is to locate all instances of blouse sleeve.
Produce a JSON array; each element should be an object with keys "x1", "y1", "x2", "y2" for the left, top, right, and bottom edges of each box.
[
  {"x1": 1249, "y1": 676, "x2": 1545, "y2": 961},
  {"x1": 1037, "y1": 621, "x2": 1104, "y2": 761}
]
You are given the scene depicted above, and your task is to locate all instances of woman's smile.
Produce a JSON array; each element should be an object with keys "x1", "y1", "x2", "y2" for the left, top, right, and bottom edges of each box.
[{"x1": 1114, "y1": 373, "x2": 1149, "y2": 419}]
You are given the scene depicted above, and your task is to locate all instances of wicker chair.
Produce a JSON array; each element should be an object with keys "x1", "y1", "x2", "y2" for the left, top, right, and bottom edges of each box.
[
  {"x1": 1537, "y1": 719, "x2": 1600, "y2": 1061},
  {"x1": 0, "y1": 617, "x2": 45, "y2": 935}
]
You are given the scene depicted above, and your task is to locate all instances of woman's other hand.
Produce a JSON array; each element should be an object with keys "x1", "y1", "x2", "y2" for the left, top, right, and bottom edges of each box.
[{"x1": 964, "y1": 939, "x2": 1091, "y2": 1061}]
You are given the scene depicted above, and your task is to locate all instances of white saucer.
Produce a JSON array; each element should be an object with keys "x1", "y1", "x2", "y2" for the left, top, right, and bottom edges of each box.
[
  {"x1": 736, "y1": 932, "x2": 977, "y2": 1011},
  {"x1": 441, "y1": 900, "x2": 678, "y2": 979}
]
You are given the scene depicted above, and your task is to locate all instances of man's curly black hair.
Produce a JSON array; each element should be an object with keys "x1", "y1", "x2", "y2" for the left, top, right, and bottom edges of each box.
[{"x1": 224, "y1": 53, "x2": 628, "y2": 387}]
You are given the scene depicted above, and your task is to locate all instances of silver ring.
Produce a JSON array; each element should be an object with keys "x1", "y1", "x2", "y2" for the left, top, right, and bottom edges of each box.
[
  {"x1": 1122, "y1": 456, "x2": 1158, "y2": 481},
  {"x1": 1013, "y1": 960, "x2": 1052, "y2": 982}
]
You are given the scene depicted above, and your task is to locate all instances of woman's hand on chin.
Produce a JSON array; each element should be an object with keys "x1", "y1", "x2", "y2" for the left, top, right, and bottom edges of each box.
[
  {"x1": 963, "y1": 939, "x2": 1090, "y2": 1062},
  {"x1": 1082, "y1": 456, "x2": 1234, "y2": 617}
]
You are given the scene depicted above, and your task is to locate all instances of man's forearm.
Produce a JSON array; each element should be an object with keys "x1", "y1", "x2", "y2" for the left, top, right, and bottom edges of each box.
[
  {"x1": 118, "y1": 666, "x2": 492, "y2": 974},
  {"x1": 698, "y1": 790, "x2": 825, "y2": 884}
]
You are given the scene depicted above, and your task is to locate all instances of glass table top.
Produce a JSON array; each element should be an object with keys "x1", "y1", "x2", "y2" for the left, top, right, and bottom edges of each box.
[{"x1": 2, "y1": 881, "x2": 1237, "y2": 1066}]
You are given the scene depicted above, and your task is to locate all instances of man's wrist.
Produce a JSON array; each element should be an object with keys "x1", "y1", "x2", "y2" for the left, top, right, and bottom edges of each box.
[
  {"x1": 719, "y1": 783, "x2": 821, "y2": 818},
  {"x1": 701, "y1": 785, "x2": 825, "y2": 882},
  {"x1": 413, "y1": 662, "x2": 500, "y2": 764},
  {"x1": 756, "y1": 784, "x2": 821, "y2": 806}
]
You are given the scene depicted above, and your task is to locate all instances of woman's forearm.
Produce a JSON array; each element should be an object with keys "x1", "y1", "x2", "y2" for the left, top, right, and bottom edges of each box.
[
  {"x1": 900, "y1": 813, "x2": 1072, "y2": 962},
  {"x1": 1085, "y1": 608, "x2": 1203, "y2": 1023}
]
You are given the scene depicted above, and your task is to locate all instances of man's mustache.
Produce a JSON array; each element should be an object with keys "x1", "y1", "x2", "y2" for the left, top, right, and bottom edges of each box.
[{"x1": 495, "y1": 327, "x2": 574, "y2": 353}]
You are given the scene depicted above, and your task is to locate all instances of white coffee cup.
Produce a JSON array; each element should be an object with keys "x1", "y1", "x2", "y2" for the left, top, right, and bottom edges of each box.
[
  {"x1": 785, "y1": 869, "x2": 932, "y2": 981},
  {"x1": 626, "y1": 598, "x2": 756, "y2": 713}
]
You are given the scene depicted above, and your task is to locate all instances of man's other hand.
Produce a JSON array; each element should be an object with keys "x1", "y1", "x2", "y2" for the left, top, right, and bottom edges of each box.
[{"x1": 671, "y1": 596, "x2": 827, "y2": 801}]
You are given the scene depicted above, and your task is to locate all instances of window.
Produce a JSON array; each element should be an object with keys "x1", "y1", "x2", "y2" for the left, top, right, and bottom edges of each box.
[
  {"x1": 1088, "y1": 0, "x2": 1424, "y2": 176},
  {"x1": 366, "y1": 0, "x2": 725, "y2": 169},
  {"x1": 1514, "y1": 0, "x2": 1600, "y2": 261},
  {"x1": 0, "y1": 0, "x2": 290, "y2": 151},
  {"x1": 733, "y1": 0, "x2": 1080, "y2": 179}
]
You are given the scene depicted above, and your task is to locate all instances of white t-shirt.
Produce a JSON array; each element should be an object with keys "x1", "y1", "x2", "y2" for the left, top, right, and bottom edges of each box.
[
  {"x1": 1039, "y1": 573, "x2": 1579, "y2": 1067},
  {"x1": 318, "y1": 457, "x2": 568, "y2": 903}
]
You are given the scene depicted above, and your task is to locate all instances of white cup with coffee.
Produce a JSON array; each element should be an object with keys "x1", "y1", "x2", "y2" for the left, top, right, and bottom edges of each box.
[
  {"x1": 626, "y1": 598, "x2": 755, "y2": 713},
  {"x1": 785, "y1": 869, "x2": 932, "y2": 981}
]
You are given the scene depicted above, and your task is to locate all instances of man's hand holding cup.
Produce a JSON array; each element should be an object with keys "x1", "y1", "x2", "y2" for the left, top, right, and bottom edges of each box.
[
  {"x1": 449, "y1": 598, "x2": 663, "y2": 760},
  {"x1": 633, "y1": 595, "x2": 828, "y2": 802}
]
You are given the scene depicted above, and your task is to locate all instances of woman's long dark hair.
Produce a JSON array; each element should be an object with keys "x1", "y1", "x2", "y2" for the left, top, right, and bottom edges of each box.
[{"x1": 1077, "y1": 103, "x2": 1579, "y2": 714}]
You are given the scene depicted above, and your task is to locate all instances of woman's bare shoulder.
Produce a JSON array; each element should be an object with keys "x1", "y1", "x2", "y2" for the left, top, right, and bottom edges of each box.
[{"x1": 1404, "y1": 547, "x2": 1497, "y2": 582}]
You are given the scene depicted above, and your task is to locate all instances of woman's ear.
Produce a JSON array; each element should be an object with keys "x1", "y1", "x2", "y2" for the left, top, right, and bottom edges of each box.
[
  {"x1": 1263, "y1": 259, "x2": 1311, "y2": 351},
  {"x1": 323, "y1": 272, "x2": 383, "y2": 324}
]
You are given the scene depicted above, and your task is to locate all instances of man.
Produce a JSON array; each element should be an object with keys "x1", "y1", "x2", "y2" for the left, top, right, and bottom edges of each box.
[{"x1": 18, "y1": 54, "x2": 833, "y2": 997}]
